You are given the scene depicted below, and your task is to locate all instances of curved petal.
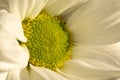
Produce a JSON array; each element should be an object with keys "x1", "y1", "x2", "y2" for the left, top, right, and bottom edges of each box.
[
  {"x1": 57, "y1": 69, "x2": 89, "y2": 80},
  {"x1": 3, "y1": 0, "x2": 29, "y2": 20},
  {"x1": 7, "y1": 0, "x2": 21, "y2": 20},
  {"x1": 0, "y1": 72, "x2": 8, "y2": 80},
  {"x1": 28, "y1": 0, "x2": 48, "y2": 19},
  {"x1": 0, "y1": 29, "x2": 29, "y2": 71},
  {"x1": 61, "y1": 0, "x2": 89, "y2": 21},
  {"x1": 2, "y1": 0, "x2": 48, "y2": 20},
  {"x1": 6, "y1": 0, "x2": 48, "y2": 19},
  {"x1": 60, "y1": 60, "x2": 120, "y2": 80},
  {"x1": 7, "y1": 68, "x2": 32, "y2": 80},
  {"x1": 29, "y1": 64, "x2": 68, "y2": 80},
  {"x1": 25, "y1": 0, "x2": 36, "y2": 18},
  {"x1": 7, "y1": 64, "x2": 68, "y2": 80},
  {"x1": 7, "y1": 69, "x2": 29, "y2": 80},
  {"x1": 7, "y1": 69, "x2": 21, "y2": 80},
  {"x1": 72, "y1": 42, "x2": 120, "y2": 70},
  {"x1": 44, "y1": 0, "x2": 88, "y2": 16},
  {"x1": 19, "y1": 0, "x2": 28, "y2": 20},
  {"x1": 0, "y1": 0, "x2": 9, "y2": 11},
  {"x1": 0, "y1": 10, "x2": 26, "y2": 42},
  {"x1": 66, "y1": 0, "x2": 120, "y2": 45}
]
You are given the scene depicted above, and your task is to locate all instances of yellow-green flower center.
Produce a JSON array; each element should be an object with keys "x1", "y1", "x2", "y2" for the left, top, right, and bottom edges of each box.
[{"x1": 22, "y1": 12, "x2": 72, "y2": 70}]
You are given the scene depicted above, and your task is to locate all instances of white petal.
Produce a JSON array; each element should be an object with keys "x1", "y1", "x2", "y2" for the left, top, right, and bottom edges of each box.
[
  {"x1": 7, "y1": 69, "x2": 28, "y2": 80},
  {"x1": 19, "y1": 0, "x2": 28, "y2": 20},
  {"x1": 44, "y1": 0, "x2": 88, "y2": 16},
  {"x1": 0, "y1": 72, "x2": 8, "y2": 80},
  {"x1": 7, "y1": 68, "x2": 29, "y2": 80},
  {"x1": 0, "y1": 0, "x2": 9, "y2": 11},
  {"x1": 7, "y1": 65, "x2": 68, "y2": 80},
  {"x1": 61, "y1": 0, "x2": 89, "y2": 21},
  {"x1": 25, "y1": 0, "x2": 36, "y2": 18},
  {"x1": 6, "y1": 0, "x2": 47, "y2": 20},
  {"x1": 20, "y1": 68, "x2": 30, "y2": 80},
  {"x1": 0, "y1": 62, "x2": 26, "y2": 72},
  {"x1": 0, "y1": 10, "x2": 27, "y2": 42},
  {"x1": 0, "y1": 29, "x2": 29, "y2": 71},
  {"x1": 62, "y1": 42, "x2": 120, "y2": 80},
  {"x1": 72, "y1": 42, "x2": 120, "y2": 70},
  {"x1": 60, "y1": 60, "x2": 120, "y2": 80},
  {"x1": 57, "y1": 69, "x2": 89, "y2": 80},
  {"x1": 67, "y1": 0, "x2": 120, "y2": 45},
  {"x1": 5, "y1": 0, "x2": 29, "y2": 20},
  {"x1": 29, "y1": 64, "x2": 68, "y2": 80},
  {"x1": 28, "y1": 0, "x2": 48, "y2": 19},
  {"x1": 8, "y1": 0, "x2": 21, "y2": 20},
  {"x1": 7, "y1": 69, "x2": 21, "y2": 80}
]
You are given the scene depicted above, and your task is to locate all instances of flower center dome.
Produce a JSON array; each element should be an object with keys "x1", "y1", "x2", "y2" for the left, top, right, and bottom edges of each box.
[{"x1": 22, "y1": 12, "x2": 72, "y2": 70}]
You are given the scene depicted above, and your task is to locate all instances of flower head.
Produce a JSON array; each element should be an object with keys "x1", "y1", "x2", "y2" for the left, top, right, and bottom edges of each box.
[{"x1": 1, "y1": 0, "x2": 120, "y2": 80}]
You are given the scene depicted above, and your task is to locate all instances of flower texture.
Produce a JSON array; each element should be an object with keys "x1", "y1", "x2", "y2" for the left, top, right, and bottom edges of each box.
[{"x1": 0, "y1": 0, "x2": 120, "y2": 80}]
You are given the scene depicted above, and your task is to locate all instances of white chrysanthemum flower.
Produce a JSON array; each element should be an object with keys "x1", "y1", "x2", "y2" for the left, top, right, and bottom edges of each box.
[{"x1": 1, "y1": 0, "x2": 120, "y2": 80}]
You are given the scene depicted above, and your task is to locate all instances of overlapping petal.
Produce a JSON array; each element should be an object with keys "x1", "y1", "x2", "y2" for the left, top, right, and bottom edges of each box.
[
  {"x1": 19, "y1": 0, "x2": 28, "y2": 20},
  {"x1": 0, "y1": 0, "x2": 48, "y2": 20},
  {"x1": 44, "y1": 0, "x2": 88, "y2": 16},
  {"x1": 7, "y1": 69, "x2": 23, "y2": 80},
  {"x1": 0, "y1": 29, "x2": 29, "y2": 71},
  {"x1": 66, "y1": 0, "x2": 120, "y2": 45},
  {"x1": 27, "y1": 0, "x2": 48, "y2": 19},
  {"x1": 59, "y1": 42, "x2": 120, "y2": 80},
  {"x1": 72, "y1": 42, "x2": 120, "y2": 69},
  {"x1": 0, "y1": 72, "x2": 8, "y2": 80},
  {"x1": 29, "y1": 65, "x2": 68, "y2": 80},
  {"x1": 0, "y1": 0, "x2": 9, "y2": 11},
  {"x1": 7, "y1": 64, "x2": 68, "y2": 80},
  {"x1": 60, "y1": 60, "x2": 120, "y2": 80},
  {"x1": 0, "y1": 10, "x2": 26, "y2": 42},
  {"x1": 57, "y1": 69, "x2": 89, "y2": 80}
]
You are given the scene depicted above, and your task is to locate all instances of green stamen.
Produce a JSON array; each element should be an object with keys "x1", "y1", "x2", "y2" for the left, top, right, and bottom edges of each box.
[{"x1": 22, "y1": 12, "x2": 72, "y2": 70}]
